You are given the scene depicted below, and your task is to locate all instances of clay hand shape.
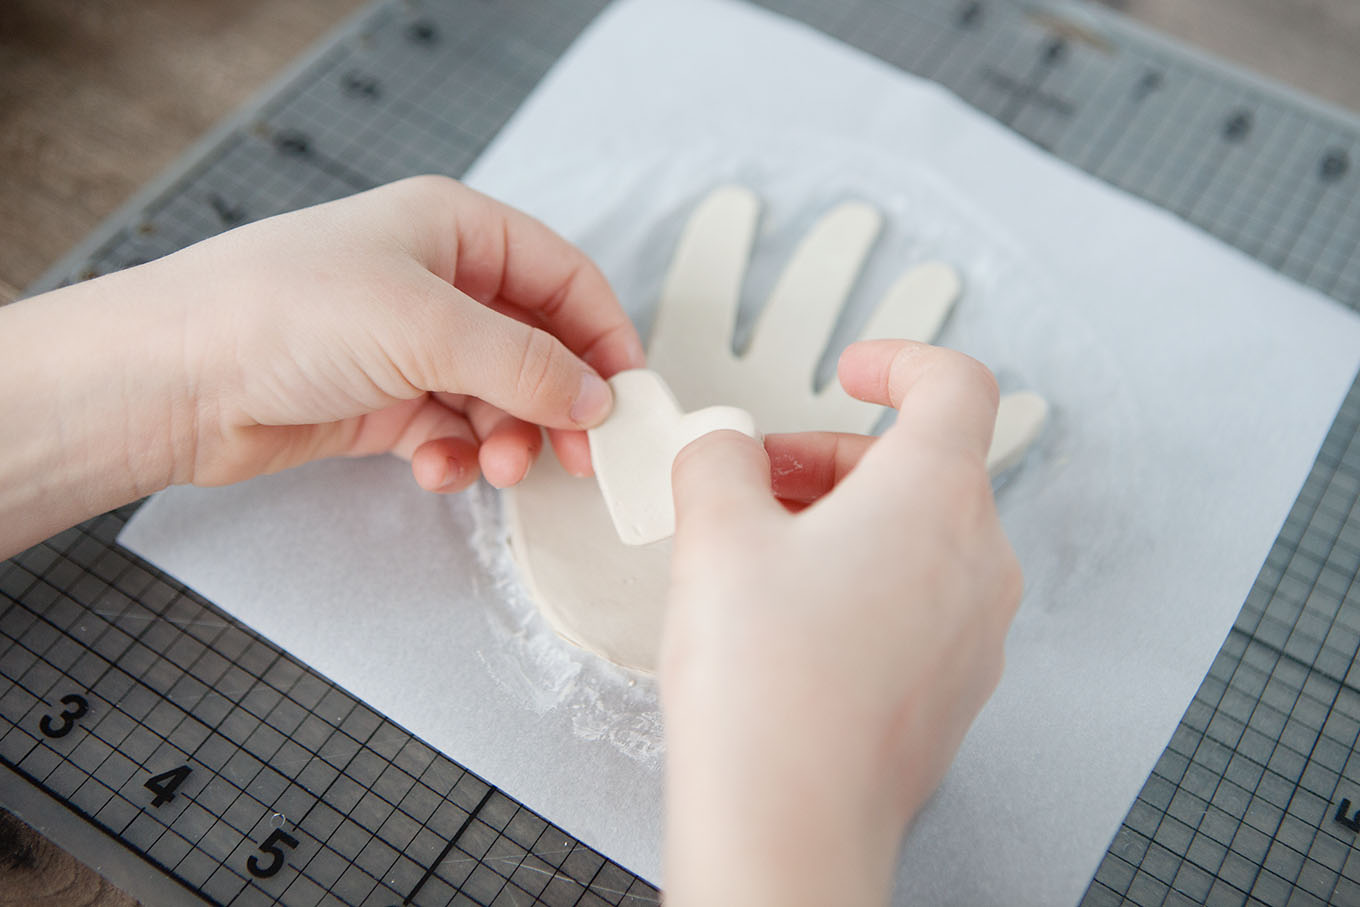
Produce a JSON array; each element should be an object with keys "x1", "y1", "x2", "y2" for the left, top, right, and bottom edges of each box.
[
  {"x1": 647, "y1": 185, "x2": 1046, "y2": 467},
  {"x1": 506, "y1": 186, "x2": 1046, "y2": 671}
]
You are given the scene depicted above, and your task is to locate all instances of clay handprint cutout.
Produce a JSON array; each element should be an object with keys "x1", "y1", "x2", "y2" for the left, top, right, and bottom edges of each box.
[
  {"x1": 646, "y1": 185, "x2": 1046, "y2": 467},
  {"x1": 505, "y1": 186, "x2": 1047, "y2": 671}
]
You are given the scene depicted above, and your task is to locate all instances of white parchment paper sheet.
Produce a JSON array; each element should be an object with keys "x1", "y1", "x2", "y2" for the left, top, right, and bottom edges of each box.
[{"x1": 120, "y1": 0, "x2": 1360, "y2": 902}]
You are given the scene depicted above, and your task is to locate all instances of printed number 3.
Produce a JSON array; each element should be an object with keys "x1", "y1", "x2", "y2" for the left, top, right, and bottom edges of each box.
[
  {"x1": 248, "y1": 829, "x2": 300, "y2": 879},
  {"x1": 39, "y1": 694, "x2": 89, "y2": 738}
]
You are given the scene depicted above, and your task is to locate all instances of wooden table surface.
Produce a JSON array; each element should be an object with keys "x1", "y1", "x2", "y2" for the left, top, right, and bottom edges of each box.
[
  {"x1": 2, "y1": 0, "x2": 1357, "y2": 903},
  {"x1": 0, "y1": 0, "x2": 368, "y2": 306}
]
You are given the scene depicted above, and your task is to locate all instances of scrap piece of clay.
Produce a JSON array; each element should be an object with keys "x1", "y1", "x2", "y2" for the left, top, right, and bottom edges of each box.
[
  {"x1": 987, "y1": 391, "x2": 1050, "y2": 476},
  {"x1": 589, "y1": 370, "x2": 758, "y2": 546}
]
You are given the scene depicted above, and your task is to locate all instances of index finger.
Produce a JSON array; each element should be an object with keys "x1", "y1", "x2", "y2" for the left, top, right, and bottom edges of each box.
[
  {"x1": 837, "y1": 339, "x2": 999, "y2": 460},
  {"x1": 408, "y1": 177, "x2": 646, "y2": 377}
]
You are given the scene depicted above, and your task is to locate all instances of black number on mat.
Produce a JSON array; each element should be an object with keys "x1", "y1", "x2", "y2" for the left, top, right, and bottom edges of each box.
[
  {"x1": 39, "y1": 694, "x2": 89, "y2": 738},
  {"x1": 1336, "y1": 797, "x2": 1360, "y2": 833},
  {"x1": 1222, "y1": 110, "x2": 1252, "y2": 143},
  {"x1": 406, "y1": 20, "x2": 439, "y2": 44},
  {"x1": 248, "y1": 829, "x2": 300, "y2": 878},
  {"x1": 1320, "y1": 149, "x2": 1349, "y2": 183},
  {"x1": 342, "y1": 72, "x2": 381, "y2": 98},
  {"x1": 273, "y1": 130, "x2": 312, "y2": 157},
  {"x1": 144, "y1": 765, "x2": 193, "y2": 808},
  {"x1": 208, "y1": 194, "x2": 245, "y2": 226}
]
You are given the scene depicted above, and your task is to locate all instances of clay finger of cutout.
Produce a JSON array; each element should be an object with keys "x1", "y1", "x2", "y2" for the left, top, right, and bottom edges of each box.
[
  {"x1": 813, "y1": 260, "x2": 963, "y2": 430},
  {"x1": 743, "y1": 200, "x2": 883, "y2": 382},
  {"x1": 986, "y1": 391, "x2": 1049, "y2": 476},
  {"x1": 588, "y1": 369, "x2": 758, "y2": 546},
  {"x1": 647, "y1": 186, "x2": 760, "y2": 374},
  {"x1": 856, "y1": 260, "x2": 961, "y2": 346}
]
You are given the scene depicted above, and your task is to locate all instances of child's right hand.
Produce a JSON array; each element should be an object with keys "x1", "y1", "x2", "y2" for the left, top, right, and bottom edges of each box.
[
  {"x1": 660, "y1": 339, "x2": 1022, "y2": 907},
  {"x1": 1, "y1": 176, "x2": 645, "y2": 557}
]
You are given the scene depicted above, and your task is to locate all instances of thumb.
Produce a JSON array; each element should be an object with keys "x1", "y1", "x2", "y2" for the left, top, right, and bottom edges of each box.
[
  {"x1": 672, "y1": 430, "x2": 781, "y2": 537},
  {"x1": 426, "y1": 286, "x2": 616, "y2": 430}
]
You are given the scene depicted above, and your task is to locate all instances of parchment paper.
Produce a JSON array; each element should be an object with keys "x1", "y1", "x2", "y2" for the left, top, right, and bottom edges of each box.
[{"x1": 120, "y1": 0, "x2": 1360, "y2": 902}]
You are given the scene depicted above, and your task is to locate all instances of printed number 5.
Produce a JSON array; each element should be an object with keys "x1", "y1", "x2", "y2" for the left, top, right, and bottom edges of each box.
[{"x1": 247, "y1": 829, "x2": 299, "y2": 879}]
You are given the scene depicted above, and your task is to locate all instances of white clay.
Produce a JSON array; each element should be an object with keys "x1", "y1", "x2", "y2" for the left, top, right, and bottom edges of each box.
[
  {"x1": 588, "y1": 370, "x2": 757, "y2": 546},
  {"x1": 506, "y1": 450, "x2": 673, "y2": 671},
  {"x1": 507, "y1": 186, "x2": 1047, "y2": 671},
  {"x1": 988, "y1": 391, "x2": 1050, "y2": 476},
  {"x1": 742, "y1": 201, "x2": 882, "y2": 378}
]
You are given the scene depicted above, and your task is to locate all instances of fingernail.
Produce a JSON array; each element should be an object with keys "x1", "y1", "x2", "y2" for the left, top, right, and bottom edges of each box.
[
  {"x1": 486, "y1": 456, "x2": 531, "y2": 490},
  {"x1": 570, "y1": 373, "x2": 612, "y2": 427},
  {"x1": 436, "y1": 457, "x2": 465, "y2": 492}
]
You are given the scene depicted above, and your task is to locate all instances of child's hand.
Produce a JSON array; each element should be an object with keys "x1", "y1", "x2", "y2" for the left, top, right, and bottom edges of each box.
[
  {"x1": 1, "y1": 177, "x2": 643, "y2": 556},
  {"x1": 660, "y1": 339, "x2": 1021, "y2": 907},
  {"x1": 145, "y1": 175, "x2": 644, "y2": 490}
]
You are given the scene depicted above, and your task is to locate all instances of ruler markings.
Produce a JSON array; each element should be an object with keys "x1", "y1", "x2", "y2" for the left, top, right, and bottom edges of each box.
[
  {"x1": 5, "y1": 511, "x2": 663, "y2": 902},
  {"x1": 912, "y1": 0, "x2": 979, "y2": 77},
  {"x1": 3, "y1": 550, "x2": 629, "y2": 905},
  {"x1": 1205, "y1": 555, "x2": 1360, "y2": 901},
  {"x1": 993, "y1": 33, "x2": 1070, "y2": 132},
  {"x1": 0, "y1": 529, "x2": 482, "y2": 904},
  {"x1": 1313, "y1": 171, "x2": 1360, "y2": 300},
  {"x1": 1246, "y1": 113, "x2": 1333, "y2": 263},
  {"x1": 1194, "y1": 105, "x2": 1277, "y2": 240},
  {"x1": 1083, "y1": 381, "x2": 1360, "y2": 904},
  {"x1": 3, "y1": 597, "x2": 289, "y2": 898},
  {"x1": 403, "y1": 786, "x2": 494, "y2": 905}
]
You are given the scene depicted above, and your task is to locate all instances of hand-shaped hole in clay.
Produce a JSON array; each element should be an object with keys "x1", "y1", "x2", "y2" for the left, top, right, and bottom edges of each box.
[{"x1": 505, "y1": 186, "x2": 1047, "y2": 671}]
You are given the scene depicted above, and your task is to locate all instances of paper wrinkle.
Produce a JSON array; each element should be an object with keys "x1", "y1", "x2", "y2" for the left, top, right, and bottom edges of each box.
[{"x1": 117, "y1": 0, "x2": 1360, "y2": 901}]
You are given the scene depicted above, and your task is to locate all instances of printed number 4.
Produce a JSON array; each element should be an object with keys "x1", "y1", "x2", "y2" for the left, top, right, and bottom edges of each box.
[
  {"x1": 248, "y1": 829, "x2": 300, "y2": 879},
  {"x1": 144, "y1": 765, "x2": 193, "y2": 808}
]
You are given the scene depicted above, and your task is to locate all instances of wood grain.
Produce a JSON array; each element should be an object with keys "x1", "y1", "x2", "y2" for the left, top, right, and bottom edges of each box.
[
  {"x1": 0, "y1": 0, "x2": 367, "y2": 304},
  {"x1": 1099, "y1": 0, "x2": 1360, "y2": 113},
  {"x1": 0, "y1": 809, "x2": 137, "y2": 907}
]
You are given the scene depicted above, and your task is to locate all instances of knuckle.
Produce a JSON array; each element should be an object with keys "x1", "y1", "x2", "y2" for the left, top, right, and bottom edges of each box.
[
  {"x1": 673, "y1": 430, "x2": 745, "y2": 482},
  {"x1": 885, "y1": 345, "x2": 998, "y2": 410},
  {"x1": 673, "y1": 447, "x2": 763, "y2": 533},
  {"x1": 941, "y1": 351, "x2": 1000, "y2": 404},
  {"x1": 395, "y1": 173, "x2": 460, "y2": 202},
  {"x1": 670, "y1": 434, "x2": 712, "y2": 483},
  {"x1": 885, "y1": 343, "x2": 925, "y2": 405},
  {"x1": 513, "y1": 327, "x2": 566, "y2": 404}
]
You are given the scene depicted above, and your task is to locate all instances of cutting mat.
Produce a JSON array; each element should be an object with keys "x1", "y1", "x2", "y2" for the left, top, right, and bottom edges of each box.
[{"x1": 5, "y1": 0, "x2": 1360, "y2": 904}]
